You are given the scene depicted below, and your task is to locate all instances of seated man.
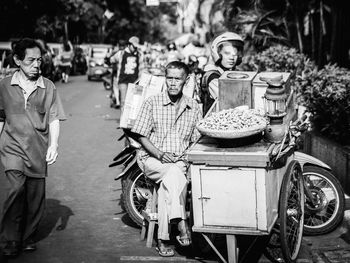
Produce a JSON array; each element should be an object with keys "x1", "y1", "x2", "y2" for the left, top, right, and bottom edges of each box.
[{"x1": 131, "y1": 61, "x2": 202, "y2": 257}]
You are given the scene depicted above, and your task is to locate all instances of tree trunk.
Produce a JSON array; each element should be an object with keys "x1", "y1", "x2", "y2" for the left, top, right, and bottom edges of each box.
[{"x1": 310, "y1": 13, "x2": 316, "y2": 61}]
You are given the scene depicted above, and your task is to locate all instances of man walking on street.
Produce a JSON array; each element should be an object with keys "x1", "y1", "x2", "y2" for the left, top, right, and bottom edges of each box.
[
  {"x1": 110, "y1": 36, "x2": 144, "y2": 112},
  {"x1": 0, "y1": 38, "x2": 65, "y2": 257},
  {"x1": 131, "y1": 61, "x2": 202, "y2": 257}
]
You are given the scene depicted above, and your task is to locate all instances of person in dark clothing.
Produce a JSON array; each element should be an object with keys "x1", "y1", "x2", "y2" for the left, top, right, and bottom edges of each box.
[
  {"x1": 0, "y1": 38, "x2": 66, "y2": 257},
  {"x1": 110, "y1": 36, "x2": 144, "y2": 112},
  {"x1": 3, "y1": 41, "x2": 18, "y2": 69}
]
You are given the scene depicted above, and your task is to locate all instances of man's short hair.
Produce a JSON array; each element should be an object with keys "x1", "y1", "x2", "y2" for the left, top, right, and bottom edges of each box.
[
  {"x1": 165, "y1": 61, "x2": 189, "y2": 76},
  {"x1": 13, "y1": 38, "x2": 42, "y2": 60}
]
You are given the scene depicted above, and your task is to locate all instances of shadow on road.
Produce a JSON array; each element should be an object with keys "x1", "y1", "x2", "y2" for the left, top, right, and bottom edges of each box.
[
  {"x1": 34, "y1": 199, "x2": 74, "y2": 242},
  {"x1": 121, "y1": 214, "x2": 140, "y2": 229}
]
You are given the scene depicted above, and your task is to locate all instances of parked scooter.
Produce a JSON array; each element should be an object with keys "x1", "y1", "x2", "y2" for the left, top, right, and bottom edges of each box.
[{"x1": 109, "y1": 130, "x2": 155, "y2": 225}]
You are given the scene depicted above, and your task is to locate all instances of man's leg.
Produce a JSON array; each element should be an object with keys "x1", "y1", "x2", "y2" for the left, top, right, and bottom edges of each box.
[
  {"x1": 140, "y1": 158, "x2": 188, "y2": 241},
  {"x1": 161, "y1": 164, "x2": 188, "y2": 221},
  {"x1": 112, "y1": 77, "x2": 120, "y2": 106},
  {"x1": 1, "y1": 170, "x2": 26, "y2": 255},
  {"x1": 162, "y1": 162, "x2": 190, "y2": 246},
  {"x1": 118, "y1": 83, "x2": 128, "y2": 111},
  {"x1": 22, "y1": 176, "x2": 45, "y2": 249}
]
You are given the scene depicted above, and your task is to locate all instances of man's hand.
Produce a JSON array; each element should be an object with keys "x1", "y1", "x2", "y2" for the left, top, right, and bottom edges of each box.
[
  {"x1": 46, "y1": 144, "x2": 58, "y2": 165},
  {"x1": 161, "y1": 152, "x2": 177, "y2": 163}
]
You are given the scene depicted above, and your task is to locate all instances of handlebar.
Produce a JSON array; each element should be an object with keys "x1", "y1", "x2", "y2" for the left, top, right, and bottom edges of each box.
[{"x1": 271, "y1": 112, "x2": 311, "y2": 161}]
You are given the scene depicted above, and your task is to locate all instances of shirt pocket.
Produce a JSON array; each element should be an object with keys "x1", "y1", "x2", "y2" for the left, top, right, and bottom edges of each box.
[
  {"x1": 179, "y1": 113, "x2": 195, "y2": 140},
  {"x1": 30, "y1": 107, "x2": 48, "y2": 132}
]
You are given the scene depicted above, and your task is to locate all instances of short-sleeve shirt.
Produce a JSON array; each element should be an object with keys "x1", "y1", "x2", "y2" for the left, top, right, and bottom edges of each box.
[
  {"x1": 118, "y1": 51, "x2": 140, "y2": 84},
  {"x1": 0, "y1": 71, "x2": 66, "y2": 177},
  {"x1": 131, "y1": 92, "x2": 202, "y2": 159}
]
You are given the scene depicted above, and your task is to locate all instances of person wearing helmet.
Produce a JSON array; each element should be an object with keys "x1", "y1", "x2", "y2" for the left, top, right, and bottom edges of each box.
[
  {"x1": 110, "y1": 36, "x2": 144, "y2": 112},
  {"x1": 201, "y1": 32, "x2": 244, "y2": 115},
  {"x1": 166, "y1": 42, "x2": 184, "y2": 64}
]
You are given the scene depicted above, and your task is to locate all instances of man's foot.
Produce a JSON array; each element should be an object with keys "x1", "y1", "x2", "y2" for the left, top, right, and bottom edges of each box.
[
  {"x1": 177, "y1": 220, "x2": 191, "y2": 246},
  {"x1": 176, "y1": 234, "x2": 191, "y2": 247},
  {"x1": 3, "y1": 241, "x2": 20, "y2": 257},
  {"x1": 23, "y1": 239, "x2": 37, "y2": 252},
  {"x1": 156, "y1": 240, "x2": 174, "y2": 257}
]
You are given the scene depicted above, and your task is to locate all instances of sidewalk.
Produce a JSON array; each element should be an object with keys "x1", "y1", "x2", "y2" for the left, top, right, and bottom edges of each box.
[{"x1": 302, "y1": 197, "x2": 350, "y2": 263}]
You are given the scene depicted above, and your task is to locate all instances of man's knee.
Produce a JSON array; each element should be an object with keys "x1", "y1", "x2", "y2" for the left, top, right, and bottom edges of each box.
[{"x1": 163, "y1": 164, "x2": 187, "y2": 185}]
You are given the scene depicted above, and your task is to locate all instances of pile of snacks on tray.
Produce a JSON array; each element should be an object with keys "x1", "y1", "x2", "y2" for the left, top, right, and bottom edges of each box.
[{"x1": 197, "y1": 108, "x2": 267, "y2": 139}]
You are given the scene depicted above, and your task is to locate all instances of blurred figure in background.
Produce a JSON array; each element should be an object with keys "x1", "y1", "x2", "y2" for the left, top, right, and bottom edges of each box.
[
  {"x1": 109, "y1": 40, "x2": 127, "y2": 109},
  {"x1": 36, "y1": 39, "x2": 55, "y2": 81},
  {"x1": 71, "y1": 47, "x2": 87, "y2": 75},
  {"x1": 3, "y1": 40, "x2": 18, "y2": 69},
  {"x1": 166, "y1": 42, "x2": 184, "y2": 64},
  {"x1": 110, "y1": 36, "x2": 144, "y2": 112},
  {"x1": 57, "y1": 40, "x2": 74, "y2": 83}
]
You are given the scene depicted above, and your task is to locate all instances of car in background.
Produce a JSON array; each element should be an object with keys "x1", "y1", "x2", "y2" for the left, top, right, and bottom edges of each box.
[{"x1": 86, "y1": 44, "x2": 113, "y2": 81}]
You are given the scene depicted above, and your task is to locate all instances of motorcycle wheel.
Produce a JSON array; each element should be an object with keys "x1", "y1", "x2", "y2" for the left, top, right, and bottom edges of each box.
[
  {"x1": 122, "y1": 166, "x2": 156, "y2": 227},
  {"x1": 303, "y1": 166, "x2": 345, "y2": 235}
]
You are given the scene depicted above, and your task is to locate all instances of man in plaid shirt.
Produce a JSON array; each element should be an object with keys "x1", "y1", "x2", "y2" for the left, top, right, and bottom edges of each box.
[{"x1": 132, "y1": 61, "x2": 202, "y2": 257}]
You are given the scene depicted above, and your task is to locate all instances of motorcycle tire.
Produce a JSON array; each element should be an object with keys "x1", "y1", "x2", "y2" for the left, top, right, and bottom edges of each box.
[
  {"x1": 119, "y1": 178, "x2": 127, "y2": 212},
  {"x1": 303, "y1": 166, "x2": 345, "y2": 236},
  {"x1": 122, "y1": 166, "x2": 156, "y2": 227}
]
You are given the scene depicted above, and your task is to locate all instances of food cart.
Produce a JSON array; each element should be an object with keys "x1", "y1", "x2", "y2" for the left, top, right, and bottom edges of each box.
[{"x1": 186, "y1": 71, "x2": 305, "y2": 263}]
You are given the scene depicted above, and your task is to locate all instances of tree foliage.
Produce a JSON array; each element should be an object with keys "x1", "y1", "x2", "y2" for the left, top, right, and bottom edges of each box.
[
  {"x1": 104, "y1": 0, "x2": 177, "y2": 44},
  {"x1": 0, "y1": 0, "x2": 178, "y2": 44}
]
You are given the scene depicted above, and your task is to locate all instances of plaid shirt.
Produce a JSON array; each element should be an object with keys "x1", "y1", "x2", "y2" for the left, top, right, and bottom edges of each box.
[{"x1": 132, "y1": 92, "x2": 202, "y2": 159}]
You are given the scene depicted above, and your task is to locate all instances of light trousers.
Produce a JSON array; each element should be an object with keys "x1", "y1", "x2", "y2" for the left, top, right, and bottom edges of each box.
[
  {"x1": 137, "y1": 156, "x2": 188, "y2": 240},
  {"x1": 112, "y1": 83, "x2": 128, "y2": 112}
]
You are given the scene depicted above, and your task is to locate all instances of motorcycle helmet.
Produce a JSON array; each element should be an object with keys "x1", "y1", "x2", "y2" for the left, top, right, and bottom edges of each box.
[{"x1": 211, "y1": 32, "x2": 244, "y2": 65}]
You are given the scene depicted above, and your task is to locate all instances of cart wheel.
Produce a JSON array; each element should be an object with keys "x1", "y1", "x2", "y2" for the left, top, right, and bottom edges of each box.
[{"x1": 279, "y1": 160, "x2": 305, "y2": 263}]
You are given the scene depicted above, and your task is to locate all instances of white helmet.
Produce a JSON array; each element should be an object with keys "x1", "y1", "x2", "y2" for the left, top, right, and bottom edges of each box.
[{"x1": 211, "y1": 32, "x2": 244, "y2": 63}]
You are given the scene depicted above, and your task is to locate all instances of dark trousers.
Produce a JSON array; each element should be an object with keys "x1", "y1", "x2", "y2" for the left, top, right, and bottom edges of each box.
[{"x1": 1, "y1": 170, "x2": 45, "y2": 242}]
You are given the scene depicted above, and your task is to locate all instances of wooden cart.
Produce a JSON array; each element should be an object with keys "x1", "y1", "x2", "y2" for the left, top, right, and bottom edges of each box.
[{"x1": 187, "y1": 136, "x2": 305, "y2": 263}]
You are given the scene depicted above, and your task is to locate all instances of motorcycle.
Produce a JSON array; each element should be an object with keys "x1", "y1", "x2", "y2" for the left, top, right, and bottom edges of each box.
[
  {"x1": 109, "y1": 130, "x2": 155, "y2": 225},
  {"x1": 72, "y1": 47, "x2": 87, "y2": 75}
]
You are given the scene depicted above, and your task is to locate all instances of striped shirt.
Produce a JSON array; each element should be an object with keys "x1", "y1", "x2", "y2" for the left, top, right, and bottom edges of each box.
[{"x1": 132, "y1": 91, "x2": 202, "y2": 159}]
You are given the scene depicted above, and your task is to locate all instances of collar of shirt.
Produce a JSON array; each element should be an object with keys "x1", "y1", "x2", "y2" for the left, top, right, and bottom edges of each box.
[
  {"x1": 125, "y1": 47, "x2": 138, "y2": 56},
  {"x1": 162, "y1": 91, "x2": 193, "y2": 109},
  {"x1": 10, "y1": 70, "x2": 46, "y2": 91}
]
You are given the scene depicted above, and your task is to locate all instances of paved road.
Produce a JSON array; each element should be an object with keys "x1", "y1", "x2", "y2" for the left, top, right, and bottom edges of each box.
[
  {"x1": 0, "y1": 76, "x2": 218, "y2": 263},
  {"x1": 0, "y1": 75, "x2": 349, "y2": 263}
]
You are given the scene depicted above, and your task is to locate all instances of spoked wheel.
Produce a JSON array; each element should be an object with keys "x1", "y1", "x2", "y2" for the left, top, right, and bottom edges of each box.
[
  {"x1": 303, "y1": 166, "x2": 345, "y2": 235},
  {"x1": 123, "y1": 167, "x2": 157, "y2": 226},
  {"x1": 279, "y1": 160, "x2": 305, "y2": 263}
]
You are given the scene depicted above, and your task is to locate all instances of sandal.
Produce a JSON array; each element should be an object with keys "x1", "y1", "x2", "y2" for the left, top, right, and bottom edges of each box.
[
  {"x1": 155, "y1": 246, "x2": 174, "y2": 257},
  {"x1": 176, "y1": 234, "x2": 191, "y2": 247}
]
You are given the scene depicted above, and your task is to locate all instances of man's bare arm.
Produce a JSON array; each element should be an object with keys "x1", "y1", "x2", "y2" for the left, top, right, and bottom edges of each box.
[
  {"x1": 138, "y1": 136, "x2": 176, "y2": 163},
  {"x1": 0, "y1": 122, "x2": 4, "y2": 135},
  {"x1": 46, "y1": 119, "x2": 60, "y2": 165}
]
